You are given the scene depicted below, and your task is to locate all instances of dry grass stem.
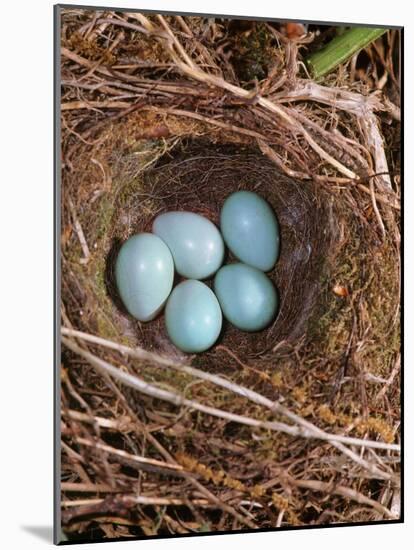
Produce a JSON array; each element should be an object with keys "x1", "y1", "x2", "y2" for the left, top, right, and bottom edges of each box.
[
  {"x1": 61, "y1": 327, "x2": 399, "y2": 453},
  {"x1": 62, "y1": 332, "x2": 399, "y2": 484}
]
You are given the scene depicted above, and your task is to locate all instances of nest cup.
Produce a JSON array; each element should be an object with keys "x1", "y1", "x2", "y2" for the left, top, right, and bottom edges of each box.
[{"x1": 104, "y1": 139, "x2": 334, "y2": 365}]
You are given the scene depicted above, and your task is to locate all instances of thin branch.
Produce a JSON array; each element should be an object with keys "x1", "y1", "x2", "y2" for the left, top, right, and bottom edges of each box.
[
  {"x1": 274, "y1": 80, "x2": 391, "y2": 189},
  {"x1": 375, "y1": 354, "x2": 401, "y2": 402},
  {"x1": 62, "y1": 482, "x2": 120, "y2": 493},
  {"x1": 74, "y1": 437, "x2": 184, "y2": 473},
  {"x1": 63, "y1": 409, "x2": 134, "y2": 432},
  {"x1": 67, "y1": 198, "x2": 90, "y2": 263},
  {"x1": 61, "y1": 327, "x2": 400, "y2": 453},
  {"x1": 91, "y1": 363, "x2": 258, "y2": 529},
  {"x1": 61, "y1": 100, "x2": 131, "y2": 111},
  {"x1": 145, "y1": 106, "x2": 271, "y2": 142},
  {"x1": 61, "y1": 495, "x2": 212, "y2": 507},
  {"x1": 292, "y1": 478, "x2": 397, "y2": 519},
  {"x1": 62, "y1": 330, "x2": 399, "y2": 483},
  {"x1": 134, "y1": 14, "x2": 357, "y2": 179},
  {"x1": 62, "y1": 336, "x2": 303, "y2": 437}
]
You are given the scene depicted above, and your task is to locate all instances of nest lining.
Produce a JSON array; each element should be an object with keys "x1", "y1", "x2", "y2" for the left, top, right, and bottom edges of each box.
[{"x1": 103, "y1": 139, "x2": 335, "y2": 364}]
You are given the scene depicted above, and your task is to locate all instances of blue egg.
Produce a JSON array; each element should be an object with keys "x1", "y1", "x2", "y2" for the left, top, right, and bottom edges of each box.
[
  {"x1": 115, "y1": 233, "x2": 174, "y2": 322},
  {"x1": 220, "y1": 190, "x2": 280, "y2": 271},
  {"x1": 165, "y1": 280, "x2": 222, "y2": 353},
  {"x1": 214, "y1": 263, "x2": 278, "y2": 332},
  {"x1": 153, "y1": 211, "x2": 224, "y2": 279}
]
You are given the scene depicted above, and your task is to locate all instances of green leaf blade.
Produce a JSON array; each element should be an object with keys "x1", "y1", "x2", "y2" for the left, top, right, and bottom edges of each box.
[{"x1": 306, "y1": 27, "x2": 387, "y2": 79}]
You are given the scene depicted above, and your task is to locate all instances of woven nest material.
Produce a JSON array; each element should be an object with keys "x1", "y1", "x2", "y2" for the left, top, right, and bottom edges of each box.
[
  {"x1": 104, "y1": 140, "x2": 334, "y2": 361},
  {"x1": 59, "y1": 9, "x2": 401, "y2": 541}
]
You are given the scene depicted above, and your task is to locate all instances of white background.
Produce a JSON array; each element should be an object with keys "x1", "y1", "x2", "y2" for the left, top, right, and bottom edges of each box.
[{"x1": 0, "y1": 0, "x2": 409, "y2": 548}]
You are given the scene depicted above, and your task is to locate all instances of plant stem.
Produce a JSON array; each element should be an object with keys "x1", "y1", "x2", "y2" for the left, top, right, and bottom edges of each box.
[{"x1": 306, "y1": 27, "x2": 387, "y2": 79}]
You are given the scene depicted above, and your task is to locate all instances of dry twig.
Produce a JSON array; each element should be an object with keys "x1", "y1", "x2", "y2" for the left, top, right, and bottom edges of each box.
[{"x1": 62, "y1": 329, "x2": 400, "y2": 481}]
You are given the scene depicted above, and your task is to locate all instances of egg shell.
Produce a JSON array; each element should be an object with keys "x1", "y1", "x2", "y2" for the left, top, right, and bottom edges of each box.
[
  {"x1": 115, "y1": 233, "x2": 174, "y2": 322},
  {"x1": 214, "y1": 263, "x2": 278, "y2": 332},
  {"x1": 220, "y1": 190, "x2": 280, "y2": 271},
  {"x1": 152, "y1": 211, "x2": 225, "y2": 279},
  {"x1": 165, "y1": 280, "x2": 222, "y2": 353}
]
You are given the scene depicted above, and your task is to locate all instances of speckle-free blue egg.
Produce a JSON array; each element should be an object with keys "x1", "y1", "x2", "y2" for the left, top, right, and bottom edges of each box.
[
  {"x1": 152, "y1": 211, "x2": 224, "y2": 279},
  {"x1": 220, "y1": 190, "x2": 280, "y2": 271},
  {"x1": 214, "y1": 263, "x2": 278, "y2": 332},
  {"x1": 165, "y1": 280, "x2": 222, "y2": 353},
  {"x1": 115, "y1": 233, "x2": 174, "y2": 322}
]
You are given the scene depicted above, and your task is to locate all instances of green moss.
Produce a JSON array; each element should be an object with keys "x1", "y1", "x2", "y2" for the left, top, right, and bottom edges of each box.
[
  {"x1": 304, "y1": 204, "x2": 400, "y2": 387},
  {"x1": 233, "y1": 23, "x2": 275, "y2": 83},
  {"x1": 95, "y1": 310, "x2": 120, "y2": 340},
  {"x1": 93, "y1": 256, "x2": 107, "y2": 300},
  {"x1": 94, "y1": 194, "x2": 115, "y2": 244}
]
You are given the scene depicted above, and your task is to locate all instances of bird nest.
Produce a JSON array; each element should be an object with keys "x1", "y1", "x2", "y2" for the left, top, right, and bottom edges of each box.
[
  {"x1": 103, "y1": 140, "x2": 334, "y2": 361},
  {"x1": 59, "y1": 9, "x2": 401, "y2": 542}
]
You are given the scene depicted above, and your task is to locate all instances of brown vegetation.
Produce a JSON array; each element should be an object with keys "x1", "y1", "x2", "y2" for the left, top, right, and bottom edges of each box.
[{"x1": 59, "y1": 9, "x2": 401, "y2": 541}]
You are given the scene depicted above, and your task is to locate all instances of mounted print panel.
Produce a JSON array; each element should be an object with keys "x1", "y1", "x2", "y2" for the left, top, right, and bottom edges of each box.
[{"x1": 55, "y1": 4, "x2": 402, "y2": 545}]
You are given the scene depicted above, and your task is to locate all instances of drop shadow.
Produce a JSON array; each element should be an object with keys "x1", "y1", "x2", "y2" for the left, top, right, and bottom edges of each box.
[{"x1": 20, "y1": 525, "x2": 54, "y2": 543}]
